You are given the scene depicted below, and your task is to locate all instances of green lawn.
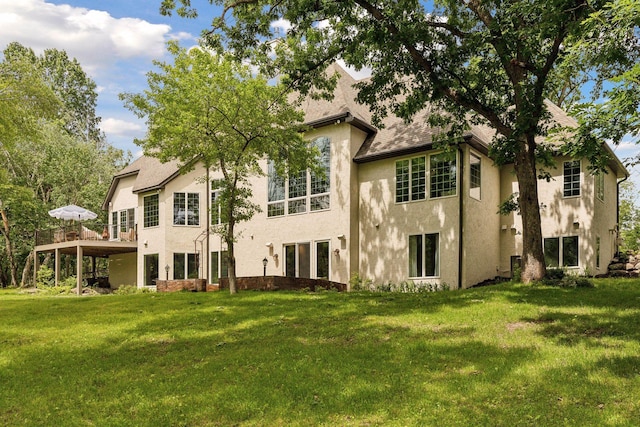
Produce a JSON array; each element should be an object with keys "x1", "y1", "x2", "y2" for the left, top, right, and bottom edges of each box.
[{"x1": 1, "y1": 279, "x2": 639, "y2": 426}]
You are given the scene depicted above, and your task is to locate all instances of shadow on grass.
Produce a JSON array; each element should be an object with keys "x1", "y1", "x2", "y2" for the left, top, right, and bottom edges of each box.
[{"x1": 1, "y1": 290, "x2": 535, "y2": 426}]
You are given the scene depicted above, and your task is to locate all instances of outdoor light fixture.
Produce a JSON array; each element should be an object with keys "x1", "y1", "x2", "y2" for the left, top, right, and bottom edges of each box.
[
  {"x1": 265, "y1": 242, "x2": 273, "y2": 248},
  {"x1": 262, "y1": 257, "x2": 268, "y2": 276},
  {"x1": 165, "y1": 264, "x2": 170, "y2": 280},
  {"x1": 337, "y1": 234, "x2": 345, "y2": 240}
]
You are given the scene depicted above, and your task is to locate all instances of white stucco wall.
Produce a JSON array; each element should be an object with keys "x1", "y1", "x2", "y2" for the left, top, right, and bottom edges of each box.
[
  {"x1": 108, "y1": 253, "x2": 137, "y2": 288},
  {"x1": 358, "y1": 150, "x2": 461, "y2": 288},
  {"x1": 460, "y1": 146, "x2": 502, "y2": 287}
]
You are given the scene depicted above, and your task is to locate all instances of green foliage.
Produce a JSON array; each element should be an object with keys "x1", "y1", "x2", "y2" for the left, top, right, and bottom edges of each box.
[
  {"x1": 619, "y1": 181, "x2": 640, "y2": 253},
  {"x1": 350, "y1": 272, "x2": 449, "y2": 293},
  {"x1": 34, "y1": 266, "x2": 75, "y2": 295},
  {"x1": 539, "y1": 268, "x2": 594, "y2": 288},
  {"x1": 113, "y1": 285, "x2": 151, "y2": 295}
]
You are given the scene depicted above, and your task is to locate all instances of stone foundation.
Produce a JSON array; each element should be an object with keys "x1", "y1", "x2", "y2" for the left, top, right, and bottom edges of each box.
[
  {"x1": 156, "y1": 279, "x2": 207, "y2": 292},
  {"x1": 218, "y1": 276, "x2": 346, "y2": 292},
  {"x1": 604, "y1": 254, "x2": 640, "y2": 278}
]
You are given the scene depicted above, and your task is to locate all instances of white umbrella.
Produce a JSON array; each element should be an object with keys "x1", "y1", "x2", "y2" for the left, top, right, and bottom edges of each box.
[{"x1": 48, "y1": 204, "x2": 98, "y2": 221}]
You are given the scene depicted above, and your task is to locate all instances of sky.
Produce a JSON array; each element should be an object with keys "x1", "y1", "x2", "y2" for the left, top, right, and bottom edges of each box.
[{"x1": 0, "y1": 0, "x2": 638, "y2": 183}]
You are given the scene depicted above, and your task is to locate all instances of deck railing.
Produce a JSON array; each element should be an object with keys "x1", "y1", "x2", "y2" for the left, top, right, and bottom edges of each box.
[{"x1": 35, "y1": 223, "x2": 138, "y2": 246}]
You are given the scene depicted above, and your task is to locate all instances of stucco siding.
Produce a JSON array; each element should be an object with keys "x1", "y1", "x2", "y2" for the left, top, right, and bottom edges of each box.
[
  {"x1": 358, "y1": 152, "x2": 460, "y2": 288},
  {"x1": 461, "y1": 146, "x2": 501, "y2": 287},
  {"x1": 108, "y1": 252, "x2": 137, "y2": 288}
]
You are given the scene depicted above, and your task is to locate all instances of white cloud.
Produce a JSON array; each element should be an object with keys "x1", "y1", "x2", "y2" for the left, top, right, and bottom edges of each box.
[
  {"x1": 0, "y1": 0, "x2": 176, "y2": 76},
  {"x1": 101, "y1": 118, "x2": 144, "y2": 136}
]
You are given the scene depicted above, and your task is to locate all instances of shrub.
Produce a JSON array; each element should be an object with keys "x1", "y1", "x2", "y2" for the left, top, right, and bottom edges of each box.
[{"x1": 114, "y1": 285, "x2": 151, "y2": 295}]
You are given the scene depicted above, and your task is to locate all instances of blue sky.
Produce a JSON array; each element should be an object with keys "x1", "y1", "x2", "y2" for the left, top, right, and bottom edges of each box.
[{"x1": 0, "y1": 0, "x2": 638, "y2": 183}]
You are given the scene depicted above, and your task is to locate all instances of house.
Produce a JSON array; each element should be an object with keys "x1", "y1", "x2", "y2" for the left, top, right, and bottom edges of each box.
[{"x1": 49, "y1": 64, "x2": 628, "y2": 291}]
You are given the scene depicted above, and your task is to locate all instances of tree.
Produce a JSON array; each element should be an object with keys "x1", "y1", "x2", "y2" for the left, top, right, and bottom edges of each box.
[
  {"x1": 121, "y1": 42, "x2": 317, "y2": 294},
  {"x1": 3, "y1": 42, "x2": 104, "y2": 145},
  {"x1": 565, "y1": 0, "x2": 639, "y2": 165},
  {"x1": 159, "y1": 0, "x2": 626, "y2": 283},
  {"x1": 619, "y1": 180, "x2": 640, "y2": 253}
]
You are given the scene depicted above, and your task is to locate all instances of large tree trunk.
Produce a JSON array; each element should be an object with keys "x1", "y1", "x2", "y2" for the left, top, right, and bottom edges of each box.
[
  {"x1": 0, "y1": 207, "x2": 18, "y2": 287},
  {"x1": 20, "y1": 251, "x2": 33, "y2": 288},
  {"x1": 226, "y1": 218, "x2": 237, "y2": 294},
  {"x1": 514, "y1": 136, "x2": 546, "y2": 283}
]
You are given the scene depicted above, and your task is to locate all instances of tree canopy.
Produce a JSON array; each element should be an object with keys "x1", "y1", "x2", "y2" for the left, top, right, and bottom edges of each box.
[
  {"x1": 159, "y1": 0, "x2": 639, "y2": 282},
  {"x1": 121, "y1": 41, "x2": 318, "y2": 293}
]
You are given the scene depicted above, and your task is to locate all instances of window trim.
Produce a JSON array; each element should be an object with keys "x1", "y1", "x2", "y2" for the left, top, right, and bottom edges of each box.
[
  {"x1": 595, "y1": 173, "x2": 604, "y2": 202},
  {"x1": 408, "y1": 232, "x2": 440, "y2": 279},
  {"x1": 544, "y1": 235, "x2": 579, "y2": 268},
  {"x1": 563, "y1": 160, "x2": 581, "y2": 198},
  {"x1": 143, "y1": 193, "x2": 159, "y2": 228},
  {"x1": 267, "y1": 136, "x2": 331, "y2": 218},
  {"x1": 469, "y1": 152, "x2": 481, "y2": 200},
  {"x1": 173, "y1": 192, "x2": 200, "y2": 226},
  {"x1": 395, "y1": 151, "x2": 458, "y2": 204}
]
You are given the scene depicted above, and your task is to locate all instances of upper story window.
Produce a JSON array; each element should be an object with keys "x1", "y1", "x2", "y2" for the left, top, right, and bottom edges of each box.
[
  {"x1": 595, "y1": 173, "x2": 604, "y2": 202},
  {"x1": 267, "y1": 136, "x2": 331, "y2": 217},
  {"x1": 563, "y1": 160, "x2": 581, "y2": 197},
  {"x1": 469, "y1": 153, "x2": 481, "y2": 200},
  {"x1": 210, "y1": 189, "x2": 222, "y2": 225},
  {"x1": 396, "y1": 152, "x2": 457, "y2": 203},
  {"x1": 173, "y1": 192, "x2": 199, "y2": 226},
  {"x1": 430, "y1": 153, "x2": 457, "y2": 198},
  {"x1": 143, "y1": 194, "x2": 159, "y2": 228},
  {"x1": 111, "y1": 208, "x2": 135, "y2": 240},
  {"x1": 396, "y1": 157, "x2": 426, "y2": 202}
]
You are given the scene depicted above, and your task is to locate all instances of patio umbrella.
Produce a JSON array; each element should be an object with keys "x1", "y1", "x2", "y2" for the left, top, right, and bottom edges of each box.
[{"x1": 48, "y1": 204, "x2": 98, "y2": 221}]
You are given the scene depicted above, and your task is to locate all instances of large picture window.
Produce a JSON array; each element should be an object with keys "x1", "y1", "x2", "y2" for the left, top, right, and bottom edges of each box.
[
  {"x1": 409, "y1": 233, "x2": 439, "y2": 278},
  {"x1": 173, "y1": 253, "x2": 199, "y2": 279},
  {"x1": 563, "y1": 160, "x2": 581, "y2": 197},
  {"x1": 267, "y1": 137, "x2": 331, "y2": 217},
  {"x1": 173, "y1": 192, "x2": 199, "y2": 226},
  {"x1": 143, "y1": 194, "x2": 159, "y2": 228},
  {"x1": 544, "y1": 236, "x2": 579, "y2": 267},
  {"x1": 595, "y1": 173, "x2": 604, "y2": 202}
]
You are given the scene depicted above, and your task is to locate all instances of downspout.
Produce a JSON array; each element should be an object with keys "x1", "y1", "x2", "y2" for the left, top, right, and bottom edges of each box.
[
  {"x1": 458, "y1": 145, "x2": 464, "y2": 290},
  {"x1": 616, "y1": 174, "x2": 629, "y2": 257},
  {"x1": 206, "y1": 166, "x2": 210, "y2": 284}
]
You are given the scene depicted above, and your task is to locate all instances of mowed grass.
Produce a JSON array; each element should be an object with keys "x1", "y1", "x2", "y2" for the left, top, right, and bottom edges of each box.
[{"x1": 1, "y1": 279, "x2": 639, "y2": 426}]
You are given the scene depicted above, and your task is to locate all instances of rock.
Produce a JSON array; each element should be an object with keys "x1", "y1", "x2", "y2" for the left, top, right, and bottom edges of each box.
[
  {"x1": 609, "y1": 270, "x2": 630, "y2": 277},
  {"x1": 608, "y1": 263, "x2": 626, "y2": 271}
]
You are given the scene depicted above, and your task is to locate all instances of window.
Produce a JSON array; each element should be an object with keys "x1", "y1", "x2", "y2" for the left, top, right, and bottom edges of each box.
[
  {"x1": 430, "y1": 153, "x2": 457, "y2": 198},
  {"x1": 409, "y1": 233, "x2": 439, "y2": 277},
  {"x1": 563, "y1": 160, "x2": 581, "y2": 197},
  {"x1": 310, "y1": 137, "x2": 331, "y2": 211},
  {"x1": 173, "y1": 253, "x2": 199, "y2": 279},
  {"x1": 111, "y1": 211, "x2": 118, "y2": 240},
  {"x1": 470, "y1": 153, "x2": 481, "y2": 200},
  {"x1": 144, "y1": 254, "x2": 158, "y2": 287},
  {"x1": 211, "y1": 251, "x2": 229, "y2": 283},
  {"x1": 595, "y1": 173, "x2": 604, "y2": 202},
  {"x1": 284, "y1": 242, "x2": 311, "y2": 278},
  {"x1": 395, "y1": 157, "x2": 426, "y2": 203},
  {"x1": 211, "y1": 190, "x2": 223, "y2": 225},
  {"x1": 267, "y1": 161, "x2": 285, "y2": 217},
  {"x1": 544, "y1": 236, "x2": 579, "y2": 268},
  {"x1": 173, "y1": 192, "x2": 199, "y2": 226},
  {"x1": 267, "y1": 137, "x2": 331, "y2": 217},
  {"x1": 596, "y1": 236, "x2": 601, "y2": 269},
  {"x1": 143, "y1": 194, "x2": 159, "y2": 228},
  {"x1": 112, "y1": 208, "x2": 135, "y2": 240},
  {"x1": 316, "y1": 241, "x2": 330, "y2": 280}
]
